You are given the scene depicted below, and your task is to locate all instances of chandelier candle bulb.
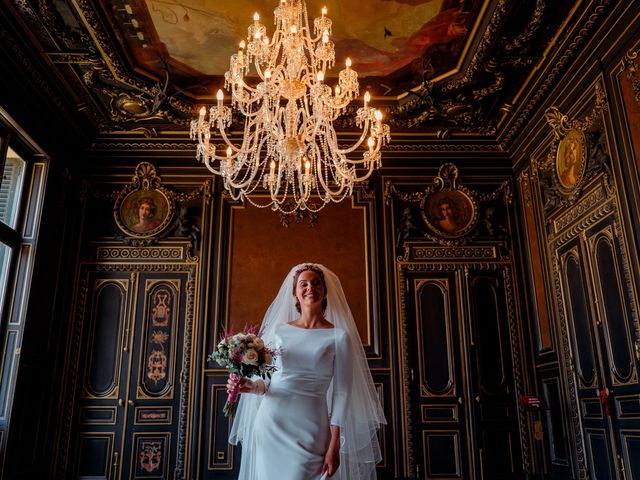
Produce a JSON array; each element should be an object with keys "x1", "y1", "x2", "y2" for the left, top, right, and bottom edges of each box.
[{"x1": 190, "y1": 0, "x2": 390, "y2": 214}]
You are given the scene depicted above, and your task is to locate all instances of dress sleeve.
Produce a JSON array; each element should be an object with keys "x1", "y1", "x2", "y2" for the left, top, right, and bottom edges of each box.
[{"x1": 330, "y1": 330, "x2": 351, "y2": 427}]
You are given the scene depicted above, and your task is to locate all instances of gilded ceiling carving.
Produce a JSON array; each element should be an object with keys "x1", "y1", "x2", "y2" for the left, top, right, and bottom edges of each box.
[{"x1": 4, "y1": 0, "x2": 612, "y2": 145}]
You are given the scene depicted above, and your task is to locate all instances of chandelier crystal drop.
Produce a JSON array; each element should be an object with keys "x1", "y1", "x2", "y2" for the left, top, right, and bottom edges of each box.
[{"x1": 190, "y1": 0, "x2": 390, "y2": 214}]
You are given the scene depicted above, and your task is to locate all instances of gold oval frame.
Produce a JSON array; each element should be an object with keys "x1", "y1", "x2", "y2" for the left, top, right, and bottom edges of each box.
[{"x1": 555, "y1": 128, "x2": 587, "y2": 190}]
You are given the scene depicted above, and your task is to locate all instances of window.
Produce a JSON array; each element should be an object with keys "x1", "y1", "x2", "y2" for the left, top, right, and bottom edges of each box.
[
  {"x1": 0, "y1": 148, "x2": 26, "y2": 229},
  {"x1": 0, "y1": 111, "x2": 48, "y2": 457},
  {"x1": 0, "y1": 148, "x2": 25, "y2": 314}
]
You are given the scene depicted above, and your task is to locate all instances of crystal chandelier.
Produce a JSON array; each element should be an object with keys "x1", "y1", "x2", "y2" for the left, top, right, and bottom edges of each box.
[{"x1": 190, "y1": 0, "x2": 390, "y2": 213}]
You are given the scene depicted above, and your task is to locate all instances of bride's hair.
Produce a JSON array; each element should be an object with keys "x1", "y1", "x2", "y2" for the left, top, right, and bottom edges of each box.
[{"x1": 292, "y1": 263, "x2": 328, "y2": 313}]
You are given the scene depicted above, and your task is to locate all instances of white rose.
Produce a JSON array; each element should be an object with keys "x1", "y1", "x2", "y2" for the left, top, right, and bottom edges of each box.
[{"x1": 243, "y1": 349, "x2": 259, "y2": 365}]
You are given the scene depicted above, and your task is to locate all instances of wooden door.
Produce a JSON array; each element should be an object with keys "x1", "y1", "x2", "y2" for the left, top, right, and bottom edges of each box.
[
  {"x1": 69, "y1": 264, "x2": 196, "y2": 480},
  {"x1": 400, "y1": 262, "x2": 524, "y2": 479},
  {"x1": 556, "y1": 214, "x2": 640, "y2": 479},
  {"x1": 466, "y1": 270, "x2": 523, "y2": 480},
  {"x1": 403, "y1": 269, "x2": 471, "y2": 479}
]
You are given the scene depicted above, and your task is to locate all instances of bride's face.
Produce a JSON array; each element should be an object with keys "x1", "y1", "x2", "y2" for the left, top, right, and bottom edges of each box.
[{"x1": 294, "y1": 270, "x2": 326, "y2": 310}]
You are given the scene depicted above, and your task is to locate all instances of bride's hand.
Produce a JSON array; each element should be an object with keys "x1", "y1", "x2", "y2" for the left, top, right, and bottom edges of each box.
[
  {"x1": 321, "y1": 427, "x2": 340, "y2": 478},
  {"x1": 321, "y1": 446, "x2": 339, "y2": 477},
  {"x1": 226, "y1": 375, "x2": 264, "y2": 395}
]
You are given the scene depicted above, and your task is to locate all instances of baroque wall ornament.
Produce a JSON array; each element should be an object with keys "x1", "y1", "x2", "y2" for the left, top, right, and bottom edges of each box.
[
  {"x1": 536, "y1": 82, "x2": 611, "y2": 213},
  {"x1": 385, "y1": 163, "x2": 511, "y2": 248},
  {"x1": 86, "y1": 163, "x2": 210, "y2": 247},
  {"x1": 623, "y1": 49, "x2": 640, "y2": 103},
  {"x1": 113, "y1": 163, "x2": 177, "y2": 239},
  {"x1": 385, "y1": 164, "x2": 478, "y2": 244}
]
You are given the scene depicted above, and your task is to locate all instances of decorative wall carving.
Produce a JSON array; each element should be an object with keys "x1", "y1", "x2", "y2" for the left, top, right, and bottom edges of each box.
[
  {"x1": 535, "y1": 83, "x2": 612, "y2": 214},
  {"x1": 386, "y1": 163, "x2": 512, "y2": 249},
  {"x1": 623, "y1": 49, "x2": 640, "y2": 104},
  {"x1": 87, "y1": 162, "x2": 210, "y2": 248}
]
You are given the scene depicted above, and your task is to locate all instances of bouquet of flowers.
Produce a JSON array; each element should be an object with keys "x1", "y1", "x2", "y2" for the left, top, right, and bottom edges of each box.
[{"x1": 208, "y1": 327, "x2": 277, "y2": 417}]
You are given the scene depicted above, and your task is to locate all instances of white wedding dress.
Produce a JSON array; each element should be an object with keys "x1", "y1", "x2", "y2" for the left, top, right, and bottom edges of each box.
[{"x1": 249, "y1": 323, "x2": 349, "y2": 480}]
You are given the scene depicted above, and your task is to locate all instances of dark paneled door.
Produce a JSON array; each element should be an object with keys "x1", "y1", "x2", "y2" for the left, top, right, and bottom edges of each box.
[
  {"x1": 467, "y1": 271, "x2": 522, "y2": 480},
  {"x1": 71, "y1": 267, "x2": 193, "y2": 480},
  {"x1": 402, "y1": 265, "x2": 523, "y2": 479},
  {"x1": 558, "y1": 216, "x2": 640, "y2": 479},
  {"x1": 404, "y1": 270, "x2": 471, "y2": 480}
]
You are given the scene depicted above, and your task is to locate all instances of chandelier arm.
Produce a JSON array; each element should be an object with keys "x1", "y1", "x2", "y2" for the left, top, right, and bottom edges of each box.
[
  {"x1": 236, "y1": 102, "x2": 262, "y2": 118},
  {"x1": 335, "y1": 126, "x2": 371, "y2": 155},
  {"x1": 331, "y1": 97, "x2": 350, "y2": 111},
  {"x1": 203, "y1": 155, "x2": 225, "y2": 176}
]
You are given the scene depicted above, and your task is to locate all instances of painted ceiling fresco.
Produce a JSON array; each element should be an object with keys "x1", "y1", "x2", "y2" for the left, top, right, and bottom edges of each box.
[
  {"x1": 115, "y1": 0, "x2": 483, "y2": 95},
  {"x1": 8, "y1": 0, "x2": 580, "y2": 135}
]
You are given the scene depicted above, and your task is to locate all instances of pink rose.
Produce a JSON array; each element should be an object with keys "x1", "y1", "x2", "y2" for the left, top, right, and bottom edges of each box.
[{"x1": 232, "y1": 348, "x2": 244, "y2": 363}]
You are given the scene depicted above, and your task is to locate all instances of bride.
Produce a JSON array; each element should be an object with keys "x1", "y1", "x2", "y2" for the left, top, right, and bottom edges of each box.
[{"x1": 226, "y1": 263, "x2": 386, "y2": 479}]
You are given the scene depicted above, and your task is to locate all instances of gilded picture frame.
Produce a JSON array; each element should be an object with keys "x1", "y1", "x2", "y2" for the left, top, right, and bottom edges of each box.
[
  {"x1": 114, "y1": 163, "x2": 176, "y2": 238},
  {"x1": 555, "y1": 128, "x2": 587, "y2": 190},
  {"x1": 421, "y1": 187, "x2": 478, "y2": 239}
]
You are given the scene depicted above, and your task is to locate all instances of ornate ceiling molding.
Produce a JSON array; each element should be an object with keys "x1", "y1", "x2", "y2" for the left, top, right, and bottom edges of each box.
[{"x1": 500, "y1": 0, "x2": 613, "y2": 148}]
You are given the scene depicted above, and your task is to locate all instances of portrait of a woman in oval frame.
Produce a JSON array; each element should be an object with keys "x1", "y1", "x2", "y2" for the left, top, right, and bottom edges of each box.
[
  {"x1": 421, "y1": 189, "x2": 478, "y2": 238},
  {"x1": 556, "y1": 128, "x2": 587, "y2": 190},
  {"x1": 116, "y1": 189, "x2": 173, "y2": 238}
]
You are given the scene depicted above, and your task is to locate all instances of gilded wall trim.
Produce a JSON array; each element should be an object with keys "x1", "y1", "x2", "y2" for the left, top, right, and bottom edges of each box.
[
  {"x1": 56, "y1": 275, "x2": 89, "y2": 479},
  {"x1": 96, "y1": 246, "x2": 187, "y2": 261},
  {"x1": 623, "y1": 49, "x2": 640, "y2": 104},
  {"x1": 552, "y1": 182, "x2": 609, "y2": 234},
  {"x1": 175, "y1": 265, "x2": 197, "y2": 478},
  {"x1": 552, "y1": 199, "x2": 616, "y2": 247},
  {"x1": 502, "y1": 264, "x2": 532, "y2": 472},
  {"x1": 611, "y1": 216, "x2": 640, "y2": 362},
  {"x1": 408, "y1": 245, "x2": 498, "y2": 261},
  {"x1": 396, "y1": 265, "x2": 415, "y2": 478}
]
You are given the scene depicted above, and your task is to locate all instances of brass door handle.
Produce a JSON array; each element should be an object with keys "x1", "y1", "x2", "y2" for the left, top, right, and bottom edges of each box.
[
  {"x1": 118, "y1": 398, "x2": 123, "y2": 407},
  {"x1": 128, "y1": 399, "x2": 135, "y2": 407}
]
